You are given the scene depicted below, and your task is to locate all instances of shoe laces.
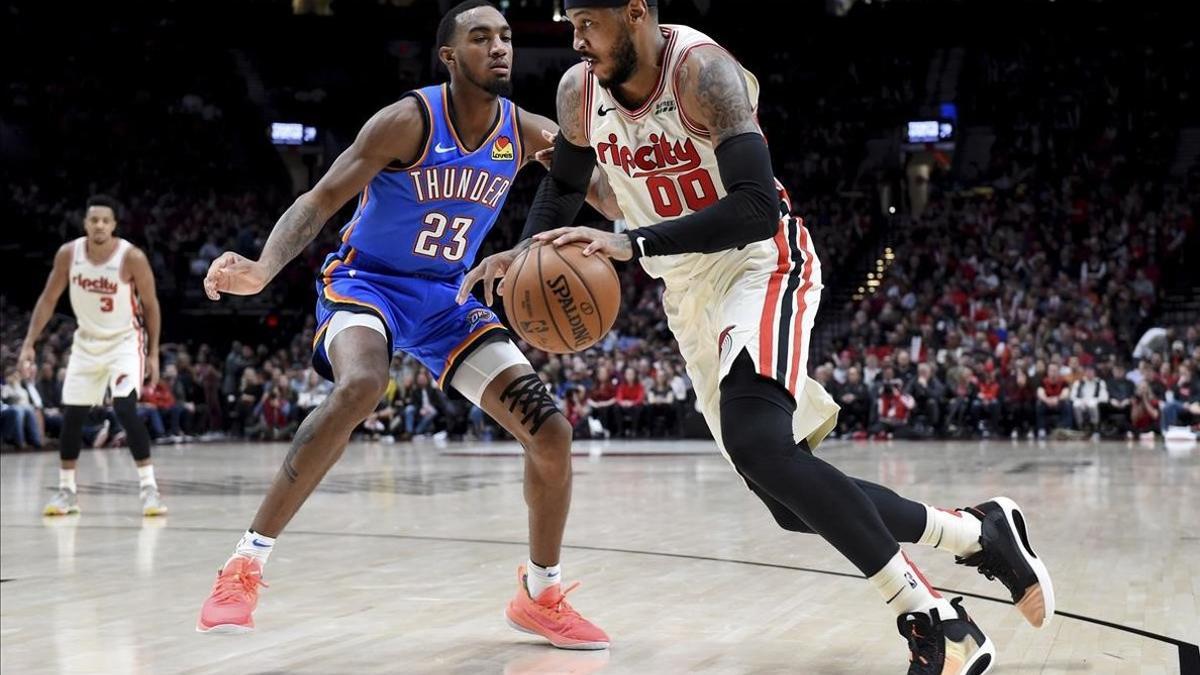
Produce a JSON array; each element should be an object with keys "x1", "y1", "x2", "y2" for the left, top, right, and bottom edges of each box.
[
  {"x1": 897, "y1": 598, "x2": 968, "y2": 674},
  {"x1": 213, "y1": 560, "x2": 268, "y2": 604},
  {"x1": 539, "y1": 581, "x2": 584, "y2": 620},
  {"x1": 957, "y1": 546, "x2": 1019, "y2": 592}
]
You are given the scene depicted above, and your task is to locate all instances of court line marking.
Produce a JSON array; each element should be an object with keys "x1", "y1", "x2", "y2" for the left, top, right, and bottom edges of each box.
[{"x1": 8, "y1": 523, "x2": 1198, "y2": 672}]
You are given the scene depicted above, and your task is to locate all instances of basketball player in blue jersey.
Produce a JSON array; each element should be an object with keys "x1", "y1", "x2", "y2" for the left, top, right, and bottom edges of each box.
[{"x1": 197, "y1": 0, "x2": 616, "y2": 649}]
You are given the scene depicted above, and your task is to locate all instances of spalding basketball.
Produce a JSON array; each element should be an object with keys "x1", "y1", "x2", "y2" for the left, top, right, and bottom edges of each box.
[{"x1": 503, "y1": 243, "x2": 621, "y2": 354}]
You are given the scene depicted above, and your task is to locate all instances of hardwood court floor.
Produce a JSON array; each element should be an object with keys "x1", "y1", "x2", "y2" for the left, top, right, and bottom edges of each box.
[{"x1": 2, "y1": 437, "x2": 1197, "y2": 674}]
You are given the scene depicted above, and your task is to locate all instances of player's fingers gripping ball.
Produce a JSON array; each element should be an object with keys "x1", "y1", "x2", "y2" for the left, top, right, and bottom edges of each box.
[{"x1": 502, "y1": 243, "x2": 620, "y2": 353}]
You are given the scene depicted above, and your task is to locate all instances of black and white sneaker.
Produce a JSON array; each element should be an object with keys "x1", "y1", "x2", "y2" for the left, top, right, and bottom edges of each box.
[
  {"x1": 899, "y1": 597, "x2": 995, "y2": 675},
  {"x1": 957, "y1": 496, "x2": 1055, "y2": 627}
]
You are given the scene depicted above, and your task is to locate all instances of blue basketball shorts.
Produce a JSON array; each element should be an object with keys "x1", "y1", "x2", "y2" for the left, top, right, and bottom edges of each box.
[{"x1": 311, "y1": 247, "x2": 509, "y2": 387}]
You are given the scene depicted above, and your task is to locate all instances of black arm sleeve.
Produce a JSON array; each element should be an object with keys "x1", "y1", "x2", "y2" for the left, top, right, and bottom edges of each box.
[
  {"x1": 519, "y1": 134, "x2": 598, "y2": 241},
  {"x1": 625, "y1": 132, "x2": 779, "y2": 259}
]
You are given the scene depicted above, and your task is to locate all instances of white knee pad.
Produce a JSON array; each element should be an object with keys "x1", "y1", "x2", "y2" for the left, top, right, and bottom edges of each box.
[
  {"x1": 448, "y1": 339, "x2": 528, "y2": 407},
  {"x1": 324, "y1": 311, "x2": 388, "y2": 352}
]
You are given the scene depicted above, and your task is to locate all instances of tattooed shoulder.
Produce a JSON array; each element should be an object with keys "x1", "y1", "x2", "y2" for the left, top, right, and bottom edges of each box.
[
  {"x1": 555, "y1": 63, "x2": 590, "y2": 146},
  {"x1": 678, "y1": 45, "x2": 758, "y2": 145}
]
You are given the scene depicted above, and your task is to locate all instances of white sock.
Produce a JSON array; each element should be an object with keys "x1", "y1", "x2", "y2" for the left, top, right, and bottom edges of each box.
[
  {"x1": 870, "y1": 549, "x2": 955, "y2": 619},
  {"x1": 137, "y1": 465, "x2": 157, "y2": 489},
  {"x1": 917, "y1": 505, "x2": 983, "y2": 557},
  {"x1": 232, "y1": 529, "x2": 275, "y2": 566},
  {"x1": 525, "y1": 559, "x2": 561, "y2": 598},
  {"x1": 59, "y1": 469, "x2": 77, "y2": 493}
]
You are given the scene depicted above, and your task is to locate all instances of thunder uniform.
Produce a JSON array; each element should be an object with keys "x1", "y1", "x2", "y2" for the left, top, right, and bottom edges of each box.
[
  {"x1": 582, "y1": 25, "x2": 839, "y2": 458},
  {"x1": 62, "y1": 237, "x2": 146, "y2": 405},
  {"x1": 312, "y1": 83, "x2": 522, "y2": 388}
]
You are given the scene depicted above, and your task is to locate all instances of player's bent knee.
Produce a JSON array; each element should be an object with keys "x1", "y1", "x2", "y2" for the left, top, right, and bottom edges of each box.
[
  {"x1": 763, "y1": 500, "x2": 812, "y2": 532},
  {"x1": 526, "y1": 412, "x2": 572, "y2": 457},
  {"x1": 331, "y1": 370, "x2": 389, "y2": 417},
  {"x1": 723, "y1": 423, "x2": 795, "y2": 476}
]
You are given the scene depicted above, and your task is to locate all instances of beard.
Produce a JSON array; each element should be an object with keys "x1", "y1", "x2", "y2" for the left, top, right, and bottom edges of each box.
[
  {"x1": 464, "y1": 67, "x2": 513, "y2": 97},
  {"x1": 596, "y1": 28, "x2": 638, "y2": 89}
]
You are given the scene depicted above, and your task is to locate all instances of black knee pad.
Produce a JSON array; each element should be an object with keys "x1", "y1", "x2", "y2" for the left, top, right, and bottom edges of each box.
[
  {"x1": 59, "y1": 405, "x2": 90, "y2": 462},
  {"x1": 719, "y1": 350, "x2": 799, "y2": 473},
  {"x1": 112, "y1": 393, "x2": 152, "y2": 461}
]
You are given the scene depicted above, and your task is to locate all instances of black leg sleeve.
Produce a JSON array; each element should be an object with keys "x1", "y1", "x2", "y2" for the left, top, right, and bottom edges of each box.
[
  {"x1": 112, "y1": 393, "x2": 152, "y2": 462},
  {"x1": 59, "y1": 405, "x2": 90, "y2": 462},
  {"x1": 720, "y1": 350, "x2": 899, "y2": 576}
]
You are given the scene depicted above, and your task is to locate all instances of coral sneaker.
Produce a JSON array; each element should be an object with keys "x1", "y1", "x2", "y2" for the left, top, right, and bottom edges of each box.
[
  {"x1": 196, "y1": 555, "x2": 267, "y2": 633},
  {"x1": 505, "y1": 565, "x2": 609, "y2": 650}
]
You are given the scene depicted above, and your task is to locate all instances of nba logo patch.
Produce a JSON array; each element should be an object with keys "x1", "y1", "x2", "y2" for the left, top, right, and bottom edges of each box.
[
  {"x1": 491, "y1": 136, "x2": 515, "y2": 161},
  {"x1": 467, "y1": 308, "x2": 496, "y2": 332}
]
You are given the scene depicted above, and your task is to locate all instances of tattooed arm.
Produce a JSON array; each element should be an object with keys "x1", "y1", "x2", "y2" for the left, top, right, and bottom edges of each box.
[
  {"x1": 618, "y1": 45, "x2": 779, "y2": 259},
  {"x1": 519, "y1": 62, "x2": 596, "y2": 240},
  {"x1": 534, "y1": 48, "x2": 779, "y2": 262},
  {"x1": 204, "y1": 99, "x2": 425, "y2": 299},
  {"x1": 676, "y1": 44, "x2": 761, "y2": 145}
]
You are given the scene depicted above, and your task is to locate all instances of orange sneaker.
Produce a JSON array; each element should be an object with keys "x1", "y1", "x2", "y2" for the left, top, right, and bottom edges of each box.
[
  {"x1": 505, "y1": 565, "x2": 609, "y2": 650},
  {"x1": 196, "y1": 555, "x2": 267, "y2": 633}
]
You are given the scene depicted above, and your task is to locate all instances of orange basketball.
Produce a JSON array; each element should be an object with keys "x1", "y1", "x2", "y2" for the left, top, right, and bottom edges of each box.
[{"x1": 502, "y1": 242, "x2": 621, "y2": 354}]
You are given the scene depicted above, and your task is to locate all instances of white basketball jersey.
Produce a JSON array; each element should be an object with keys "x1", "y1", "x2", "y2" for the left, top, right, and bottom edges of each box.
[
  {"x1": 68, "y1": 237, "x2": 140, "y2": 342},
  {"x1": 584, "y1": 24, "x2": 773, "y2": 287}
]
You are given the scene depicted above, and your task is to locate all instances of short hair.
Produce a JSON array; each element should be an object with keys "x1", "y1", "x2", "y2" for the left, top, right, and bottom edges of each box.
[
  {"x1": 437, "y1": 0, "x2": 495, "y2": 49},
  {"x1": 609, "y1": 4, "x2": 657, "y2": 19},
  {"x1": 86, "y1": 194, "x2": 120, "y2": 218}
]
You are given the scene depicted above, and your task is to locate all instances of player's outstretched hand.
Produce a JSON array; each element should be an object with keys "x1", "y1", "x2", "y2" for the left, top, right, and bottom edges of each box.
[
  {"x1": 203, "y1": 252, "x2": 269, "y2": 300},
  {"x1": 457, "y1": 247, "x2": 522, "y2": 307},
  {"x1": 534, "y1": 227, "x2": 633, "y2": 261}
]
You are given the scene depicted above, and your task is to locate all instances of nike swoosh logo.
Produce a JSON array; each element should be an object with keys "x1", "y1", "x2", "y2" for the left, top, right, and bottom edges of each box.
[
  {"x1": 251, "y1": 538, "x2": 272, "y2": 547},
  {"x1": 435, "y1": 143, "x2": 457, "y2": 153},
  {"x1": 597, "y1": 105, "x2": 617, "y2": 116}
]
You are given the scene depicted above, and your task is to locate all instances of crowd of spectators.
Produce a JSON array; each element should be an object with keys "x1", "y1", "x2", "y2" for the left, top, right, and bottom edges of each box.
[
  {"x1": 1, "y1": 260, "x2": 700, "y2": 449},
  {"x1": 4, "y1": 1, "x2": 1197, "y2": 450},
  {"x1": 813, "y1": 325, "x2": 1198, "y2": 441}
]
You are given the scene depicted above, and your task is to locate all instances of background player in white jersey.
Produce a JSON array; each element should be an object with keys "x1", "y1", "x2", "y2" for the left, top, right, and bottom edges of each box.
[
  {"x1": 19, "y1": 195, "x2": 167, "y2": 517},
  {"x1": 462, "y1": 1, "x2": 1054, "y2": 672}
]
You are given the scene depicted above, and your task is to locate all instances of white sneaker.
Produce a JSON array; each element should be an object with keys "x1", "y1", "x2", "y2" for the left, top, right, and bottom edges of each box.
[
  {"x1": 44, "y1": 487, "x2": 80, "y2": 516},
  {"x1": 141, "y1": 485, "x2": 168, "y2": 516}
]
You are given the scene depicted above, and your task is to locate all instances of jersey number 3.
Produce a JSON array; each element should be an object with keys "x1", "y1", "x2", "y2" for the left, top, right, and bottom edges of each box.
[
  {"x1": 414, "y1": 212, "x2": 473, "y2": 262},
  {"x1": 100, "y1": 296, "x2": 114, "y2": 313}
]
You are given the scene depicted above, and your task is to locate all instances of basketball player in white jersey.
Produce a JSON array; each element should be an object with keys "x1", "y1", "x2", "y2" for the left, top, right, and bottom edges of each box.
[
  {"x1": 19, "y1": 195, "x2": 167, "y2": 517},
  {"x1": 461, "y1": 1, "x2": 1053, "y2": 672}
]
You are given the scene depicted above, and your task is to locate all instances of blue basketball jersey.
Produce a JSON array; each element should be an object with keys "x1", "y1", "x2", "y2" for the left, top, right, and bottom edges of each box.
[{"x1": 338, "y1": 83, "x2": 524, "y2": 279}]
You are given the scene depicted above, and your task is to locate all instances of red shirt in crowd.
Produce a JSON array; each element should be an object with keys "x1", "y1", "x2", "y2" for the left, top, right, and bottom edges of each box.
[
  {"x1": 616, "y1": 380, "x2": 646, "y2": 405},
  {"x1": 262, "y1": 398, "x2": 288, "y2": 429},
  {"x1": 1040, "y1": 378, "x2": 1067, "y2": 399},
  {"x1": 878, "y1": 392, "x2": 910, "y2": 422},
  {"x1": 589, "y1": 379, "x2": 617, "y2": 404},
  {"x1": 1131, "y1": 396, "x2": 1160, "y2": 433}
]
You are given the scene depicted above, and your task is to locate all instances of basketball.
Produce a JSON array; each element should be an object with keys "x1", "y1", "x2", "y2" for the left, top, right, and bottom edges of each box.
[{"x1": 502, "y1": 242, "x2": 621, "y2": 354}]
